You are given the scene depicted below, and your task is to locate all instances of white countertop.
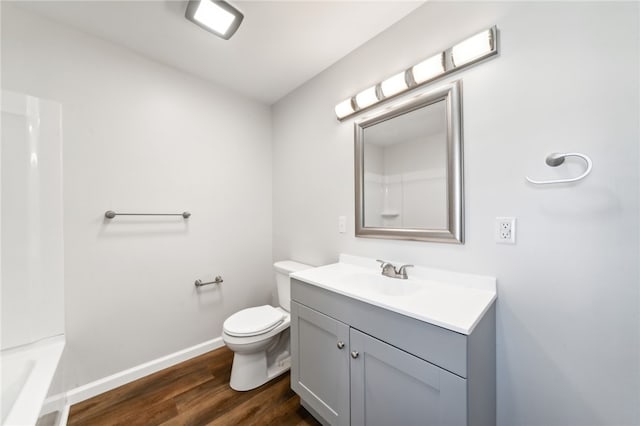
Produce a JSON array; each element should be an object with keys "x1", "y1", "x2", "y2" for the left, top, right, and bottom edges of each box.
[{"x1": 291, "y1": 254, "x2": 496, "y2": 335}]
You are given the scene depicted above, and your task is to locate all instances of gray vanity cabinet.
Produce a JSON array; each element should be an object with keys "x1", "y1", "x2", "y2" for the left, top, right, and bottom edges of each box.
[
  {"x1": 290, "y1": 301, "x2": 350, "y2": 426},
  {"x1": 291, "y1": 278, "x2": 496, "y2": 426},
  {"x1": 350, "y1": 328, "x2": 466, "y2": 426}
]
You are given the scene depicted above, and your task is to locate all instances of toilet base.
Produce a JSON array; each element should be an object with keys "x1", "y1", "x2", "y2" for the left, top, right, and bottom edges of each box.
[
  {"x1": 229, "y1": 352, "x2": 291, "y2": 391},
  {"x1": 224, "y1": 313, "x2": 292, "y2": 391}
]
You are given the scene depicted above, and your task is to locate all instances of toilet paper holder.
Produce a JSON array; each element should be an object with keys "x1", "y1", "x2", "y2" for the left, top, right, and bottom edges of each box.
[{"x1": 195, "y1": 276, "x2": 223, "y2": 287}]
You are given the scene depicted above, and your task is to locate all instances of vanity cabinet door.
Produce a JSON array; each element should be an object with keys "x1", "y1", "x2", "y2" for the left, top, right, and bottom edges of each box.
[
  {"x1": 291, "y1": 301, "x2": 350, "y2": 426},
  {"x1": 350, "y1": 329, "x2": 467, "y2": 426}
]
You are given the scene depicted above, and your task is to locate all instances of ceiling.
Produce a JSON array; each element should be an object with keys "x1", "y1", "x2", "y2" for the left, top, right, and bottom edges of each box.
[{"x1": 16, "y1": 1, "x2": 425, "y2": 104}]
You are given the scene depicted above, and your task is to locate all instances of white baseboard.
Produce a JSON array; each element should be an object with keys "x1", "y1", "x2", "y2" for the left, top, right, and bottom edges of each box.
[
  {"x1": 56, "y1": 404, "x2": 69, "y2": 426},
  {"x1": 41, "y1": 394, "x2": 66, "y2": 418},
  {"x1": 41, "y1": 336, "x2": 224, "y2": 419}
]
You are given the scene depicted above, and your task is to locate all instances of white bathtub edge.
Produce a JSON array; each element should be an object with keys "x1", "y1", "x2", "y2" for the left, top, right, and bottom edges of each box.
[
  {"x1": 3, "y1": 335, "x2": 65, "y2": 426},
  {"x1": 41, "y1": 336, "x2": 224, "y2": 419}
]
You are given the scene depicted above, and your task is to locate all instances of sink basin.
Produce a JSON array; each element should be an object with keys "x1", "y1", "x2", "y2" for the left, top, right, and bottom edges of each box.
[
  {"x1": 291, "y1": 254, "x2": 497, "y2": 335},
  {"x1": 342, "y1": 272, "x2": 422, "y2": 297}
]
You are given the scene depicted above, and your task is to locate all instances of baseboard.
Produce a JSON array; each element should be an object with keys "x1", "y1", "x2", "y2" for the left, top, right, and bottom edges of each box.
[
  {"x1": 41, "y1": 394, "x2": 66, "y2": 418},
  {"x1": 41, "y1": 336, "x2": 224, "y2": 417},
  {"x1": 57, "y1": 404, "x2": 69, "y2": 426}
]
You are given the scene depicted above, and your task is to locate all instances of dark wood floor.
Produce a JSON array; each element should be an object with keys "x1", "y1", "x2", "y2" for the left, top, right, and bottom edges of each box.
[{"x1": 68, "y1": 346, "x2": 321, "y2": 426}]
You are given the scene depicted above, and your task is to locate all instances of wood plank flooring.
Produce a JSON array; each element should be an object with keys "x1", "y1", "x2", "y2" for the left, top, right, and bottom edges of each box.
[{"x1": 68, "y1": 346, "x2": 321, "y2": 426}]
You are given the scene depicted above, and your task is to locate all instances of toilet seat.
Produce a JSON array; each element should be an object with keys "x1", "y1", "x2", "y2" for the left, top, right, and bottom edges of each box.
[{"x1": 223, "y1": 305, "x2": 285, "y2": 337}]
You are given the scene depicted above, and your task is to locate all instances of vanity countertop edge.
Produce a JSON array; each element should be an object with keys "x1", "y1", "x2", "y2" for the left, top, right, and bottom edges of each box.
[{"x1": 291, "y1": 254, "x2": 496, "y2": 335}]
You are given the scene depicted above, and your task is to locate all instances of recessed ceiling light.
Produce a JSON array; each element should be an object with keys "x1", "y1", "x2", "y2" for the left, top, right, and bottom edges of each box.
[{"x1": 185, "y1": 0, "x2": 244, "y2": 40}]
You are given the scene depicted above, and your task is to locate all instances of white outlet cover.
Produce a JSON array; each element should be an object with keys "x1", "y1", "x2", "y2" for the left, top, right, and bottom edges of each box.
[
  {"x1": 495, "y1": 217, "x2": 516, "y2": 244},
  {"x1": 338, "y1": 216, "x2": 346, "y2": 233}
]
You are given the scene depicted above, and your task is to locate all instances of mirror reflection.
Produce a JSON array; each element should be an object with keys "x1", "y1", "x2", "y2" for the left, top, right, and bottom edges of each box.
[
  {"x1": 355, "y1": 80, "x2": 463, "y2": 243},
  {"x1": 363, "y1": 100, "x2": 447, "y2": 230}
]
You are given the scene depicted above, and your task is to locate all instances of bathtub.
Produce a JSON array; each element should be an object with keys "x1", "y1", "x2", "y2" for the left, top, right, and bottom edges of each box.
[{"x1": 1, "y1": 335, "x2": 65, "y2": 426}]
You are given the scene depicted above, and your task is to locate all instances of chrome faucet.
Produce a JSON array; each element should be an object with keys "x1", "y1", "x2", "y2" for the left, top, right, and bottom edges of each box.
[{"x1": 376, "y1": 260, "x2": 414, "y2": 279}]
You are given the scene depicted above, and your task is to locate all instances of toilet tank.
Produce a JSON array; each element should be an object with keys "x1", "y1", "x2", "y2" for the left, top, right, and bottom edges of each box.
[{"x1": 274, "y1": 260, "x2": 312, "y2": 312}]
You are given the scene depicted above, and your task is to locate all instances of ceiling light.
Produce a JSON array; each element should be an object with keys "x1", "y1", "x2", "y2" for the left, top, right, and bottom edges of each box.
[
  {"x1": 380, "y1": 72, "x2": 409, "y2": 98},
  {"x1": 185, "y1": 0, "x2": 244, "y2": 40},
  {"x1": 451, "y1": 29, "x2": 494, "y2": 67},
  {"x1": 335, "y1": 98, "x2": 355, "y2": 120},
  {"x1": 411, "y1": 53, "x2": 444, "y2": 84},
  {"x1": 355, "y1": 86, "x2": 379, "y2": 109}
]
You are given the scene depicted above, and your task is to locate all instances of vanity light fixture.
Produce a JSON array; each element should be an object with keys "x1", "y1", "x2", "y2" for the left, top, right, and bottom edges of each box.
[
  {"x1": 451, "y1": 29, "x2": 494, "y2": 67},
  {"x1": 335, "y1": 98, "x2": 356, "y2": 119},
  {"x1": 380, "y1": 71, "x2": 409, "y2": 98},
  {"x1": 411, "y1": 53, "x2": 445, "y2": 84},
  {"x1": 335, "y1": 26, "x2": 497, "y2": 120},
  {"x1": 355, "y1": 85, "x2": 379, "y2": 109},
  {"x1": 185, "y1": 0, "x2": 244, "y2": 40}
]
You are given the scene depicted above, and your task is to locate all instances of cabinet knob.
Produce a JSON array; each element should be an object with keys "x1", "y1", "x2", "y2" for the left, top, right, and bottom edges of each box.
[
  {"x1": 337, "y1": 341, "x2": 345, "y2": 349},
  {"x1": 351, "y1": 351, "x2": 359, "y2": 359}
]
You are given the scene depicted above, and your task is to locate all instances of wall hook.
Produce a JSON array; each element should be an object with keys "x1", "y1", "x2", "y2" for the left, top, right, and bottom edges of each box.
[{"x1": 526, "y1": 152, "x2": 592, "y2": 185}]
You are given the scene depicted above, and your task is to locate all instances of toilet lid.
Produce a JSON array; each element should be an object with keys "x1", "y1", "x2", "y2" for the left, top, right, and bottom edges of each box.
[{"x1": 223, "y1": 305, "x2": 285, "y2": 337}]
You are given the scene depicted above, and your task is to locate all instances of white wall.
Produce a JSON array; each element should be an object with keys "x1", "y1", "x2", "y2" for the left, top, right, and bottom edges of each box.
[
  {"x1": 273, "y1": 2, "x2": 639, "y2": 426},
  {"x1": 2, "y1": 5, "x2": 273, "y2": 390}
]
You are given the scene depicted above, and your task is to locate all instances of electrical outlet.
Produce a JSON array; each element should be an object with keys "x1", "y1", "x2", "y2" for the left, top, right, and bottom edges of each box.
[{"x1": 496, "y1": 217, "x2": 516, "y2": 244}]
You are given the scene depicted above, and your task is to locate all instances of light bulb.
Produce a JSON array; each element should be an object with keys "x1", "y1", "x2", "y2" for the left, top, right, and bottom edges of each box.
[
  {"x1": 411, "y1": 53, "x2": 444, "y2": 84},
  {"x1": 355, "y1": 86, "x2": 379, "y2": 109},
  {"x1": 335, "y1": 98, "x2": 355, "y2": 119},
  {"x1": 380, "y1": 72, "x2": 408, "y2": 98},
  {"x1": 451, "y1": 29, "x2": 494, "y2": 67}
]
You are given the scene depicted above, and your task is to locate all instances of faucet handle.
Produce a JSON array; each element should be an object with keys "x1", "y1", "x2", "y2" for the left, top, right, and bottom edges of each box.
[
  {"x1": 396, "y1": 264, "x2": 414, "y2": 279},
  {"x1": 376, "y1": 259, "x2": 392, "y2": 268},
  {"x1": 376, "y1": 259, "x2": 396, "y2": 277}
]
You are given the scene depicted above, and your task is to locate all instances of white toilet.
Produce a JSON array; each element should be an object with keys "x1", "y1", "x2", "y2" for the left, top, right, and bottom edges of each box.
[{"x1": 222, "y1": 260, "x2": 312, "y2": 391}]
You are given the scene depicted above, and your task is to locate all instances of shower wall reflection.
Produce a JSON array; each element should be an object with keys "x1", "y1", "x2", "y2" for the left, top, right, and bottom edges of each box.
[
  {"x1": 1, "y1": 91, "x2": 64, "y2": 350},
  {"x1": 362, "y1": 101, "x2": 448, "y2": 230}
]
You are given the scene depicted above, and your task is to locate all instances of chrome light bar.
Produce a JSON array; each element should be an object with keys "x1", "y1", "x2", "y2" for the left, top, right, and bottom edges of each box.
[{"x1": 335, "y1": 26, "x2": 498, "y2": 120}]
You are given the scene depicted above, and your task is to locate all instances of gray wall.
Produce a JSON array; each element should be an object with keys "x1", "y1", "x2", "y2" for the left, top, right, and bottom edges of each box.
[
  {"x1": 272, "y1": 2, "x2": 639, "y2": 425},
  {"x1": 2, "y1": 5, "x2": 273, "y2": 390}
]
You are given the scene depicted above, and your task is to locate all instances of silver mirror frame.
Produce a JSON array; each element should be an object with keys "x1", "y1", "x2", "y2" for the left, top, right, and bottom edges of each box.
[{"x1": 354, "y1": 80, "x2": 463, "y2": 243}]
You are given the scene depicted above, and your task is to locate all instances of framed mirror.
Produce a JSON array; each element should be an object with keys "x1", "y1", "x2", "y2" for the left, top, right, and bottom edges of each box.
[{"x1": 355, "y1": 80, "x2": 463, "y2": 243}]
